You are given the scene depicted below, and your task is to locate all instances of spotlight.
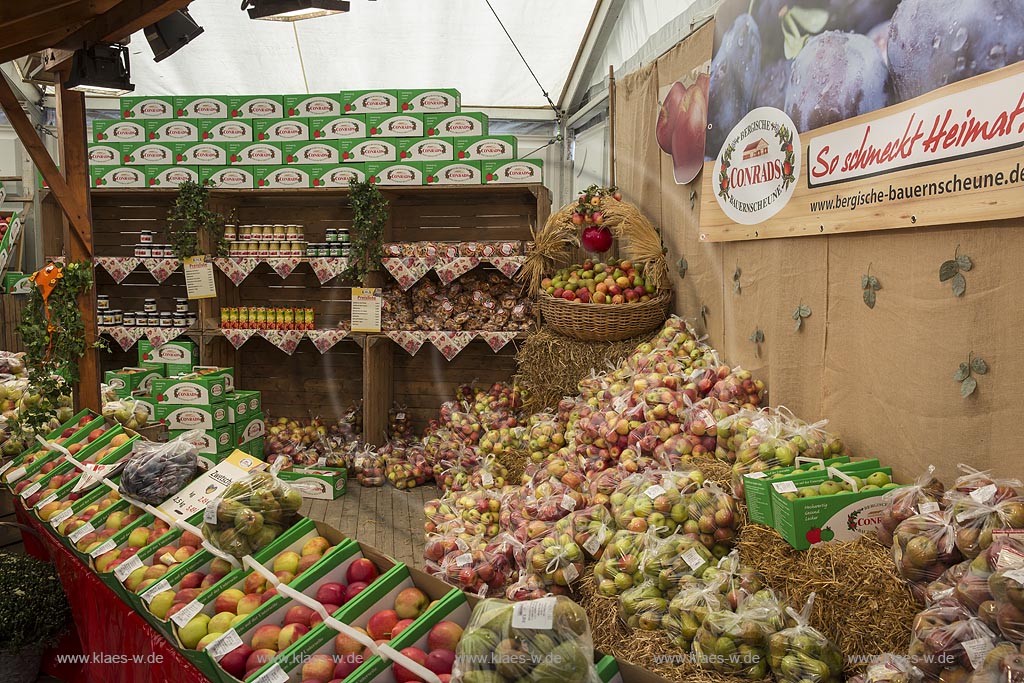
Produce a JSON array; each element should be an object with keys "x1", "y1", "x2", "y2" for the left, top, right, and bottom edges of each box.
[
  {"x1": 64, "y1": 44, "x2": 134, "y2": 96},
  {"x1": 145, "y1": 9, "x2": 204, "y2": 62},
  {"x1": 242, "y1": 0, "x2": 351, "y2": 22}
]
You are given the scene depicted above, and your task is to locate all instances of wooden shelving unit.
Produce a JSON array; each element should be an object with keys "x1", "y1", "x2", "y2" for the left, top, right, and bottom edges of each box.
[{"x1": 91, "y1": 184, "x2": 550, "y2": 444}]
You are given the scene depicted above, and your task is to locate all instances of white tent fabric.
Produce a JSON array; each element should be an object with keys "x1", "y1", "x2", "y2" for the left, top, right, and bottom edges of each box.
[{"x1": 125, "y1": 0, "x2": 597, "y2": 108}]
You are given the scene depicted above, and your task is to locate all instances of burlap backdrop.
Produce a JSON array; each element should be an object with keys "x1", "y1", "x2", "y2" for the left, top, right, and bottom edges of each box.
[{"x1": 614, "y1": 22, "x2": 1023, "y2": 482}]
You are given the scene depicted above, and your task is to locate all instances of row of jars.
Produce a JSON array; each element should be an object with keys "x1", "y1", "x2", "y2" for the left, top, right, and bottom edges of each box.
[
  {"x1": 98, "y1": 310, "x2": 196, "y2": 328},
  {"x1": 220, "y1": 307, "x2": 315, "y2": 330},
  {"x1": 133, "y1": 244, "x2": 175, "y2": 259},
  {"x1": 225, "y1": 225, "x2": 307, "y2": 242},
  {"x1": 227, "y1": 242, "x2": 308, "y2": 258}
]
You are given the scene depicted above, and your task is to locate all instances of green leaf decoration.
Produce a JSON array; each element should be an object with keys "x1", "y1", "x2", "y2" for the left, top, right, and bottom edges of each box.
[
  {"x1": 861, "y1": 275, "x2": 869, "y2": 289},
  {"x1": 939, "y1": 260, "x2": 958, "y2": 282},
  {"x1": 952, "y1": 273, "x2": 967, "y2": 297},
  {"x1": 961, "y1": 376, "x2": 978, "y2": 398},
  {"x1": 799, "y1": 305, "x2": 811, "y2": 318},
  {"x1": 343, "y1": 179, "x2": 389, "y2": 283},
  {"x1": 971, "y1": 357, "x2": 988, "y2": 375},
  {"x1": 167, "y1": 180, "x2": 230, "y2": 260},
  {"x1": 788, "y1": 6, "x2": 829, "y2": 33},
  {"x1": 868, "y1": 276, "x2": 881, "y2": 291},
  {"x1": 794, "y1": 319, "x2": 802, "y2": 331},
  {"x1": 956, "y1": 254, "x2": 973, "y2": 271},
  {"x1": 953, "y1": 363, "x2": 970, "y2": 382},
  {"x1": 863, "y1": 289, "x2": 876, "y2": 308},
  {"x1": 676, "y1": 257, "x2": 688, "y2": 279},
  {"x1": 792, "y1": 309, "x2": 801, "y2": 321}
]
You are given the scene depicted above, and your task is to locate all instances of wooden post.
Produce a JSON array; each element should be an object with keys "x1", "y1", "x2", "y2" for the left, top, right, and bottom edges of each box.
[
  {"x1": 56, "y1": 82, "x2": 100, "y2": 412},
  {"x1": 608, "y1": 64, "x2": 616, "y2": 188},
  {"x1": 362, "y1": 334, "x2": 393, "y2": 446}
]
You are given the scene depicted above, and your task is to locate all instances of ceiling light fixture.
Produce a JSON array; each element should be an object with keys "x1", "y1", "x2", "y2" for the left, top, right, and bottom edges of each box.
[
  {"x1": 241, "y1": 0, "x2": 351, "y2": 22},
  {"x1": 64, "y1": 44, "x2": 134, "y2": 96},
  {"x1": 145, "y1": 9, "x2": 205, "y2": 62}
]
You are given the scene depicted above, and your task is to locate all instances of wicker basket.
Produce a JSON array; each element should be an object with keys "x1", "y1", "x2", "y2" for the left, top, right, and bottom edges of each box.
[{"x1": 539, "y1": 291, "x2": 672, "y2": 341}]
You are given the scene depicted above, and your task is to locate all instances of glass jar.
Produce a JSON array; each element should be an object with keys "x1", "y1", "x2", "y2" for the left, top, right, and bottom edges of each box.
[
  {"x1": 159, "y1": 312, "x2": 173, "y2": 327},
  {"x1": 173, "y1": 314, "x2": 188, "y2": 328},
  {"x1": 136, "y1": 311, "x2": 148, "y2": 326},
  {"x1": 258, "y1": 242, "x2": 270, "y2": 256},
  {"x1": 112, "y1": 310, "x2": 123, "y2": 325},
  {"x1": 273, "y1": 225, "x2": 287, "y2": 240},
  {"x1": 96, "y1": 294, "x2": 110, "y2": 311},
  {"x1": 175, "y1": 298, "x2": 189, "y2": 313},
  {"x1": 294, "y1": 242, "x2": 306, "y2": 257},
  {"x1": 147, "y1": 313, "x2": 160, "y2": 326},
  {"x1": 144, "y1": 298, "x2": 157, "y2": 313},
  {"x1": 150, "y1": 245, "x2": 164, "y2": 258},
  {"x1": 268, "y1": 241, "x2": 280, "y2": 257},
  {"x1": 325, "y1": 228, "x2": 337, "y2": 243},
  {"x1": 139, "y1": 230, "x2": 153, "y2": 245},
  {"x1": 224, "y1": 224, "x2": 237, "y2": 241},
  {"x1": 336, "y1": 228, "x2": 350, "y2": 244},
  {"x1": 329, "y1": 244, "x2": 341, "y2": 257},
  {"x1": 134, "y1": 245, "x2": 151, "y2": 258},
  {"x1": 287, "y1": 224, "x2": 302, "y2": 241}
]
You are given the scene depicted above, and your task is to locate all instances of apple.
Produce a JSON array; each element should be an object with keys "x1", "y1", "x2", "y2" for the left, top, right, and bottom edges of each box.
[
  {"x1": 214, "y1": 588, "x2": 245, "y2": 614},
  {"x1": 394, "y1": 587, "x2": 429, "y2": 619},
  {"x1": 236, "y1": 593, "x2": 262, "y2": 616},
  {"x1": 273, "y1": 551, "x2": 300, "y2": 575},
  {"x1": 345, "y1": 581, "x2": 369, "y2": 603},
  {"x1": 178, "y1": 614, "x2": 211, "y2": 649},
  {"x1": 284, "y1": 605, "x2": 315, "y2": 627},
  {"x1": 392, "y1": 647, "x2": 429, "y2": 683},
  {"x1": 219, "y1": 644, "x2": 254, "y2": 679},
  {"x1": 346, "y1": 558, "x2": 378, "y2": 584},
  {"x1": 392, "y1": 619, "x2": 415, "y2": 638},
  {"x1": 246, "y1": 649, "x2": 277, "y2": 675},
  {"x1": 301, "y1": 536, "x2": 331, "y2": 556},
  {"x1": 425, "y1": 649, "x2": 456, "y2": 675},
  {"x1": 302, "y1": 653, "x2": 336, "y2": 683},
  {"x1": 427, "y1": 621, "x2": 464, "y2": 652},
  {"x1": 278, "y1": 623, "x2": 309, "y2": 651},
  {"x1": 367, "y1": 609, "x2": 399, "y2": 640},
  {"x1": 315, "y1": 582, "x2": 347, "y2": 606},
  {"x1": 251, "y1": 623, "x2": 282, "y2": 651}
]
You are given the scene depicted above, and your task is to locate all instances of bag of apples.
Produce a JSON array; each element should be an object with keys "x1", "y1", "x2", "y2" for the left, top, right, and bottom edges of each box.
[
  {"x1": 382, "y1": 442, "x2": 432, "y2": 490},
  {"x1": 767, "y1": 593, "x2": 845, "y2": 683},
  {"x1": 555, "y1": 504, "x2": 615, "y2": 560},
  {"x1": 586, "y1": 467, "x2": 629, "y2": 509},
  {"x1": 640, "y1": 531, "x2": 714, "y2": 597},
  {"x1": 685, "y1": 482, "x2": 742, "y2": 557},
  {"x1": 715, "y1": 407, "x2": 768, "y2": 464},
  {"x1": 907, "y1": 602, "x2": 999, "y2": 681},
  {"x1": 609, "y1": 468, "x2": 705, "y2": 535},
  {"x1": 592, "y1": 529, "x2": 648, "y2": 597},
  {"x1": 953, "y1": 531, "x2": 1024, "y2": 614},
  {"x1": 618, "y1": 581, "x2": 670, "y2": 631},
  {"x1": 693, "y1": 603, "x2": 779, "y2": 679},
  {"x1": 952, "y1": 495, "x2": 1024, "y2": 560},
  {"x1": 664, "y1": 575, "x2": 731, "y2": 651},
  {"x1": 348, "y1": 444, "x2": 386, "y2": 487},
  {"x1": 119, "y1": 430, "x2": 200, "y2": 505},
  {"x1": 987, "y1": 560, "x2": 1024, "y2": 643},
  {"x1": 892, "y1": 510, "x2": 964, "y2": 602},
  {"x1": 876, "y1": 466, "x2": 947, "y2": 547}
]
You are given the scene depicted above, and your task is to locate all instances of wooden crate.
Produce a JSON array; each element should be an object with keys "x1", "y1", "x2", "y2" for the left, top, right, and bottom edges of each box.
[{"x1": 0, "y1": 295, "x2": 25, "y2": 351}]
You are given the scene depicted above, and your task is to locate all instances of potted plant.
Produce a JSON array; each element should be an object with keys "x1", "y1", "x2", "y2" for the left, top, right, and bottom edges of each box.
[
  {"x1": 167, "y1": 180, "x2": 229, "y2": 259},
  {"x1": 0, "y1": 549, "x2": 70, "y2": 683}
]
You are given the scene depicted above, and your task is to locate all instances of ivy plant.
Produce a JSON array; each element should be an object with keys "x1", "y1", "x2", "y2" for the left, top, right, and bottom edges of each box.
[
  {"x1": 344, "y1": 178, "x2": 389, "y2": 283},
  {"x1": 167, "y1": 181, "x2": 229, "y2": 260}
]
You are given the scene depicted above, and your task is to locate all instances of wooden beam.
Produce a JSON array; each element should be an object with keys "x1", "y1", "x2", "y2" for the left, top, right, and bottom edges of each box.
[
  {"x1": 0, "y1": 72, "x2": 93, "y2": 254},
  {"x1": 57, "y1": 0, "x2": 194, "y2": 54},
  {"x1": 0, "y1": 0, "x2": 80, "y2": 27},
  {"x1": 0, "y1": 0, "x2": 121, "y2": 64},
  {"x1": 56, "y1": 83, "x2": 101, "y2": 413}
]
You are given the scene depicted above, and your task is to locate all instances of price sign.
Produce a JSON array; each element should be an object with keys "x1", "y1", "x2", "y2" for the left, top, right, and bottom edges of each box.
[
  {"x1": 351, "y1": 288, "x2": 382, "y2": 332},
  {"x1": 184, "y1": 255, "x2": 218, "y2": 300}
]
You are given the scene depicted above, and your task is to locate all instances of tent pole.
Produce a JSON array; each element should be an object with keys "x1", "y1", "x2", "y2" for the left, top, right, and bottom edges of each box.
[{"x1": 608, "y1": 65, "x2": 616, "y2": 188}]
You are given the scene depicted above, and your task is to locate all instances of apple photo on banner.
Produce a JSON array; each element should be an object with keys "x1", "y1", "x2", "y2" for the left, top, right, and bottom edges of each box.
[
  {"x1": 655, "y1": 64, "x2": 710, "y2": 185},
  {"x1": 706, "y1": 0, "x2": 1024, "y2": 159}
]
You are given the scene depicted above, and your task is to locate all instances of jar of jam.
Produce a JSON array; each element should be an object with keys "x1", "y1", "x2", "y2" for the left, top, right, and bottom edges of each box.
[
  {"x1": 159, "y1": 312, "x2": 173, "y2": 327},
  {"x1": 123, "y1": 311, "x2": 136, "y2": 326},
  {"x1": 173, "y1": 314, "x2": 188, "y2": 328},
  {"x1": 287, "y1": 224, "x2": 302, "y2": 241},
  {"x1": 326, "y1": 228, "x2": 338, "y2": 243},
  {"x1": 139, "y1": 230, "x2": 153, "y2": 244},
  {"x1": 134, "y1": 245, "x2": 152, "y2": 258},
  {"x1": 97, "y1": 294, "x2": 110, "y2": 311},
  {"x1": 175, "y1": 298, "x2": 189, "y2": 313},
  {"x1": 224, "y1": 224, "x2": 237, "y2": 241},
  {"x1": 147, "y1": 313, "x2": 160, "y2": 326},
  {"x1": 144, "y1": 298, "x2": 158, "y2": 313}
]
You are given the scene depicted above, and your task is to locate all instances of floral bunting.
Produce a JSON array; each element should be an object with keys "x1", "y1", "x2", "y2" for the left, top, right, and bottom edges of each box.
[
  {"x1": 306, "y1": 328, "x2": 350, "y2": 353},
  {"x1": 266, "y1": 257, "x2": 303, "y2": 279},
  {"x1": 309, "y1": 257, "x2": 350, "y2": 284},
  {"x1": 487, "y1": 256, "x2": 526, "y2": 279},
  {"x1": 257, "y1": 329, "x2": 304, "y2": 355},
  {"x1": 427, "y1": 330, "x2": 475, "y2": 361},
  {"x1": 94, "y1": 257, "x2": 140, "y2": 283},
  {"x1": 382, "y1": 257, "x2": 434, "y2": 291},
  {"x1": 434, "y1": 257, "x2": 480, "y2": 286},
  {"x1": 222, "y1": 329, "x2": 258, "y2": 349},
  {"x1": 141, "y1": 258, "x2": 181, "y2": 283},
  {"x1": 103, "y1": 326, "x2": 145, "y2": 351},
  {"x1": 385, "y1": 331, "x2": 427, "y2": 355},
  {"x1": 214, "y1": 258, "x2": 260, "y2": 286},
  {"x1": 479, "y1": 331, "x2": 519, "y2": 352}
]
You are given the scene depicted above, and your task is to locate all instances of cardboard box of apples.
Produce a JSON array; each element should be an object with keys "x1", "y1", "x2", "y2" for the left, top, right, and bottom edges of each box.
[
  {"x1": 3, "y1": 412, "x2": 107, "y2": 493},
  {"x1": 742, "y1": 457, "x2": 879, "y2": 525},
  {"x1": 0, "y1": 409, "x2": 95, "y2": 479}
]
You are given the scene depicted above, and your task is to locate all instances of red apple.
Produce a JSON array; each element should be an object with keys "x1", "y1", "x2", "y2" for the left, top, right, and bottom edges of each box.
[
  {"x1": 425, "y1": 649, "x2": 456, "y2": 675},
  {"x1": 346, "y1": 559, "x2": 378, "y2": 584},
  {"x1": 315, "y1": 582, "x2": 346, "y2": 606},
  {"x1": 344, "y1": 581, "x2": 368, "y2": 603},
  {"x1": 671, "y1": 73, "x2": 709, "y2": 184},
  {"x1": 427, "y1": 621, "x2": 463, "y2": 652},
  {"x1": 392, "y1": 647, "x2": 429, "y2": 683},
  {"x1": 367, "y1": 609, "x2": 399, "y2": 641}
]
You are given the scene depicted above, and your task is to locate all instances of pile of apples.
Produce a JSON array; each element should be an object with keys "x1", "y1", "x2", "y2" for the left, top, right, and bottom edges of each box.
[
  {"x1": 211, "y1": 557, "x2": 383, "y2": 680},
  {"x1": 175, "y1": 537, "x2": 342, "y2": 650},
  {"x1": 73, "y1": 503, "x2": 145, "y2": 552},
  {"x1": 7, "y1": 415, "x2": 93, "y2": 475},
  {"x1": 265, "y1": 416, "x2": 329, "y2": 466},
  {"x1": 140, "y1": 556, "x2": 236, "y2": 619},
  {"x1": 424, "y1": 490, "x2": 502, "y2": 538},
  {"x1": 109, "y1": 526, "x2": 199, "y2": 578},
  {"x1": 542, "y1": 259, "x2": 656, "y2": 305}
]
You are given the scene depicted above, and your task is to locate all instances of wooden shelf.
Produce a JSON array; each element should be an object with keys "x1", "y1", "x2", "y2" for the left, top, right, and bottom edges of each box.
[{"x1": 90, "y1": 183, "x2": 551, "y2": 443}]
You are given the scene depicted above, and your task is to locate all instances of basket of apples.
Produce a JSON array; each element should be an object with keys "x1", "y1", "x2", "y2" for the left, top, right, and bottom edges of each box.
[{"x1": 521, "y1": 185, "x2": 672, "y2": 342}]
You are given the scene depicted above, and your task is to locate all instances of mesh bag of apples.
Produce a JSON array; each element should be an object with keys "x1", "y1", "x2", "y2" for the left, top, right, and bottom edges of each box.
[{"x1": 119, "y1": 431, "x2": 200, "y2": 505}]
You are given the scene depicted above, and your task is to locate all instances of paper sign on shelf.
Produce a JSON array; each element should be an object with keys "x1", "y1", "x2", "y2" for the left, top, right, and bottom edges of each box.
[
  {"x1": 156, "y1": 449, "x2": 265, "y2": 523},
  {"x1": 184, "y1": 255, "x2": 218, "y2": 300},
  {"x1": 171, "y1": 599, "x2": 204, "y2": 627},
  {"x1": 114, "y1": 555, "x2": 144, "y2": 581},
  {"x1": 89, "y1": 539, "x2": 117, "y2": 558},
  {"x1": 351, "y1": 287, "x2": 382, "y2": 332}
]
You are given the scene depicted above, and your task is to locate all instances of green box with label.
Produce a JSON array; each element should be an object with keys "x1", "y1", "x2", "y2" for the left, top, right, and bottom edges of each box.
[
  {"x1": 199, "y1": 166, "x2": 256, "y2": 189},
  {"x1": 170, "y1": 141, "x2": 231, "y2": 166},
  {"x1": 278, "y1": 467, "x2": 347, "y2": 500},
  {"x1": 120, "y1": 96, "x2": 175, "y2": 119},
  {"x1": 367, "y1": 113, "x2": 425, "y2": 138},
  {"x1": 309, "y1": 115, "x2": 367, "y2": 139},
  {"x1": 190, "y1": 366, "x2": 235, "y2": 393},
  {"x1": 339, "y1": 90, "x2": 400, "y2": 114},
  {"x1": 425, "y1": 112, "x2": 488, "y2": 137},
  {"x1": 228, "y1": 95, "x2": 285, "y2": 119},
  {"x1": 198, "y1": 119, "x2": 254, "y2": 142},
  {"x1": 226, "y1": 141, "x2": 285, "y2": 166},
  {"x1": 254, "y1": 165, "x2": 313, "y2": 189},
  {"x1": 2, "y1": 272, "x2": 31, "y2": 295},
  {"x1": 88, "y1": 143, "x2": 120, "y2": 165},
  {"x1": 172, "y1": 96, "x2": 231, "y2": 119},
  {"x1": 282, "y1": 140, "x2": 341, "y2": 165},
  {"x1": 309, "y1": 165, "x2": 367, "y2": 187},
  {"x1": 139, "y1": 339, "x2": 196, "y2": 369},
  {"x1": 104, "y1": 367, "x2": 163, "y2": 398},
  {"x1": 90, "y1": 166, "x2": 146, "y2": 188},
  {"x1": 338, "y1": 138, "x2": 396, "y2": 163},
  {"x1": 743, "y1": 457, "x2": 874, "y2": 525},
  {"x1": 254, "y1": 118, "x2": 311, "y2": 142},
  {"x1": 155, "y1": 403, "x2": 229, "y2": 430},
  {"x1": 284, "y1": 93, "x2": 344, "y2": 118},
  {"x1": 170, "y1": 426, "x2": 234, "y2": 455},
  {"x1": 145, "y1": 166, "x2": 200, "y2": 188},
  {"x1": 456, "y1": 135, "x2": 518, "y2": 160},
  {"x1": 143, "y1": 119, "x2": 199, "y2": 142},
  {"x1": 151, "y1": 374, "x2": 228, "y2": 404},
  {"x1": 225, "y1": 390, "x2": 261, "y2": 423},
  {"x1": 121, "y1": 142, "x2": 175, "y2": 166},
  {"x1": 423, "y1": 160, "x2": 482, "y2": 186},
  {"x1": 398, "y1": 137, "x2": 455, "y2": 162},
  {"x1": 93, "y1": 119, "x2": 146, "y2": 143},
  {"x1": 398, "y1": 88, "x2": 461, "y2": 113},
  {"x1": 482, "y1": 158, "x2": 544, "y2": 184},
  {"x1": 366, "y1": 162, "x2": 425, "y2": 186},
  {"x1": 233, "y1": 411, "x2": 266, "y2": 447}
]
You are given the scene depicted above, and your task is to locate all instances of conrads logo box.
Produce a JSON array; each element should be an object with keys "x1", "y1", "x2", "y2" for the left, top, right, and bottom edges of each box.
[
  {"x1": 309, "y1": 164, "x2": 367, "y2": 187},
  {"x1": 423, "y1": 160, "x2": 482, "y2": 186},
  {"x1": 103, "y1": 367, "x2": 163, "y2": 398},
  {"x1": 340, "y1": 89, "x2": 399, "y2": 114},
  {"x1": 284, "y1": 93, "x2": 343, "y2": 118},
  {"x1": 254, "y1": 117, "x2": 311, "y2": 142},
  {"x1": 90, "y1": 166, "x2": 146, "y2": 188},
  {"x1": 255, "y1": 165, "x2": 313, "y2": 189},
  {"x1": 225, "y1": 141, "x2": 285, "y2": 166},
  {"x1": 93, "y1": 119, "x2": 146, "y2": 143},
  {"x1": 399, "y1": 88, "x2": 461, "y2": 113},
  {"x1": 398, "y1": 137, "x2": 455, "y2": 162},
  {"x1": 199, "y1": 119, "x2": 254, "y2": 142},
  {"x1": 154, "y1": 403, "x2": 229, "y2": 430},
  {"x1": 367, "y1": 113, "x2": 425, "y2": 138},
  {"x1": 171, "y1": 142, "x2": 231, "y2": 166},
  {"x1": 482, "y1": 158, "x2": 544, "y2": 184},
  {"x1": 233, "y1": 410, "x2": 266, "y2": 446},
  {"x1": 367, "y1": 162, "x2": 425, "y2": 186},
  {"x1": 173, "y1": 96, "x2": 230, "y2": 119},
  {"x1": 144, "y1": 119, "x2": 199, "y2": 142},
  {"x1": 456, "y1": 135, "x2": 518, "y2": 160},
  {"x1": 225, "y1": 390, "x2": 261, "y2": 423},
  {"x1": 121, "y1": 142, "x2": 175, "y2": 166},
  {"x1": 310, "y1": 115, "x2": 367, "y2": 139},
  {"x1": 283, "y1": 140, "x2": 340, "y2": 165},
  {"x1": 228, "y1": 95, "x2": 284, "y2": 119},
  {"x1": 170, "y1": 426, "x2": 233, "y2": 456},
  {"x1": 151, "y1": 374, "x2": 228, "y2": 405},
  {"x1": 425, "y1": 112, "x2": 488, "y2": 137},
  {"x1": 339, "y1": 138, "x2": 397, "y2": 163},
  {"x1": 146, "y1": 166, "x2": 200, "y2": 188},
  {"x1": 87, "y1": 144, "x2": 121, "y2": 166},
  {"x1": 199, "y1": 166, "x2": 256, "y2": 189},
  {"x1": 120, "y1": 96, "x2": 174, "y2": 119},
  {"x1": 139, "y1": 339, "x2": 196, "y2": 368}
]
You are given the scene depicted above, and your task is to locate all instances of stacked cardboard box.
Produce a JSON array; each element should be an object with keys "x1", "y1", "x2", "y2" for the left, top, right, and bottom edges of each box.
[{"x1": 89, "y1": 89, "x2": 544, "y2": 188}]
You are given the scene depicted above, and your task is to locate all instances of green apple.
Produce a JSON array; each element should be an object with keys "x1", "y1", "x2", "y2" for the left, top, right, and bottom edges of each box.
[
  {"x1": 865, "y1": 471, "x2": 891, "y2": 487},
  {"x1": 818, "y1": 481, "x2": 842, "y2": 496},
  {"x1": 798, "y1": 487, "x2": 819, "y2": 498}
]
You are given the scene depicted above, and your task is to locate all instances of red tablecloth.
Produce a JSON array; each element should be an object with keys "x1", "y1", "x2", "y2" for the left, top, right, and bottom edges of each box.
[{"x1": 16, "y1": 503, "x2": 213, "y2": 683}]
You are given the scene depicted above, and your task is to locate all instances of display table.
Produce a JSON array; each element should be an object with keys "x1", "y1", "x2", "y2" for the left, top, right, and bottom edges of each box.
[{"x1": 15, "y1": 503, "x2": 210, "y2": 683}]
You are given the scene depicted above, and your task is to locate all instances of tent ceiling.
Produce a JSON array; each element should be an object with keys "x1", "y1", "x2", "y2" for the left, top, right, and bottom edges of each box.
[{"x1": 122, "y1": 0, "x2": 598, "y2": 109}]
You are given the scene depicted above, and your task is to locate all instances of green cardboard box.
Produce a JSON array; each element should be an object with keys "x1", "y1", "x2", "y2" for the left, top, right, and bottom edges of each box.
[
  {"x1": 190, "y1": 366, "x2": 235, "y2": 393},
  {"x1": 90, "y1": 166, "x2": 146, "y2": 188},
  {"x1": 225, "y1": 141, "x2": 285, "y2": 166},
  {"x1": 339, "y1": 89, "x2": 400, "y2": 114},
  {"x1": 139, "y1": 339, "x2": 196, "y2": 368},
  {"x1": 309, "y1": 115, "x2": 367, "y2": 139},
  {"x1": 121, "y1": 141, "x2": 175, "y2": 166},
  {"x1": 87, "y1": 143, "x2": 121, "y2": 165},
  {"x1": 255, "y1": 165, "x2": 313, "y2": 189},
  {"x1": 423, "y1": 160, "x2": 482, "y2": 186},
  {"x1": 198, "y1": 119, "x2": 254, "y2": 143},
  {"x1": 224, "y1": 390, "x2": 261, "y2": 423},
  {"x1": 233, "y1": 411, "x2": 265, "y2": 446},
  {"x1": 398, "y1": 88, "x2": 461, "y2": 113},
  {"x1": 482, "y1": 158, "x2": 544, "y2": 184},
  {"x1": 285, "y1": 93, "x2": 344, "y2": 118},
  {"x1": 145, "y1": 166, "x2": 200, "y2": 188},
  {"x1": 144, "y1": 119, "x2": 200, "y2": 142},
  {"x1": 339, "y1": 137, "x2": 397, "y2": 163},
  {"x1": 254, "y1": 117, "x2": 310, "y2": 141},
  {"x1": 239, "y1": 437, "x2": 264, "y2": 457},
  {"x1": 426, "y1": 112, "x2": 488, "y2": 137},
  {"x1": 104, "y1": 367, "x2": 163, "y2": 398},
  {"x1": 228, "y1": 95, "x2": 285, "y2": 119},
  {"x1": 151, "y1": 374, "x2": 228, "y2": 404},
  {"x1": 456, "y1": 134, "x2": 518, "y2": 160},
  {"x1": 170, "y1": 141, "x2": 231, "y2": 166},
  {"x1": 770, "y1": 466, "x2": 901, "y2": 550},
  {"x1": 398, "y1": 136, "x2": 455, "y2": 162},
  {"x1": 278, "y1": 466, "x2": 347, "y2": 499},
  {"x1": 2, "y1": 272, "x2": 31, "y2": 295},
  {"x1": 366, "y1": 162, "x2": 425, "y2": 186},
  {"x1": 93, "y1": 119, "x2": 146, "y2": 143},
  {"x1": 170, "y1": 426, "x2": 233, "y2": 455},
  {"x1": 0, "y1": 212, "x2": 17, "y2": 272},
  {"x1": 282, "y1": 139, "x2": 341, "y2": 165},
  {"x1": 744, "y1": 457, "x2": 876, "y2": 525},
  {"x1": 173, "y1": 95, "x2": 231, "y2": 119},
  {"x1": 367, "y1": 112, "x2": 425, "y2": 138},
  {"x1": 120, "y1": 96, "x2": 175, "y2": 119},
  {"x1": 140, "y1": 360, "x2": 166, "y2": 374},
  {"x1": 155, "y1": 403, "x2": 229, "y2": 430},
  {"x1": 309, "y1": 164, "x2": 367, "y2": 187},
  {"x1": 199, "y1": 166, "x2": 256, "y2": 189}
]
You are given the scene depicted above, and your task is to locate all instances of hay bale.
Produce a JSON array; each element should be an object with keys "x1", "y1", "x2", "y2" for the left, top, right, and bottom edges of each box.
[
  {"x1": 514, "y1": 327, "x2": 645, "y2": 413},
  {"x1": 737, "y1": 525, "x2": 917, "y2": 674}
]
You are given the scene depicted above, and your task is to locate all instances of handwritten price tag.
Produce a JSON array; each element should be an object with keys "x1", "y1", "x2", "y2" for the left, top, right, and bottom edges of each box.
[{"x1": 208, "y1": 630, "x2": 243, "y2": 661}]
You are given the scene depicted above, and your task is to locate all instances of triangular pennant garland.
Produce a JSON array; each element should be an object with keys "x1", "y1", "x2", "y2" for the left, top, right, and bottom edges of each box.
[
  {"x1": 222, "y1": 329, "x2": 258, "y2": 349},
  {"x1": 433, "y1": 257, "x2": 479, "y2": 286},
  {"x1": 382, "y1": 257, "x2": 434, "y2": 291},
  {"x1": 94, "y1": 257, "x2": 140, "y2": 283},
  {"x1": 142, "y1": 258, "x2": 181, "y2": 283},
  {"x1": 257, "y1": 329, "x2": 304, "y2": 355},
  {"x1": 266, "y1": 257, "x2": 302, "y2": 279},
  {"x1": 309, "y1": 257, "x2": 349, "y2": 284},
  {"x1": 478, "y1": 331, "x2": 519, "y2": 352},
  {"x1": 214, "y1": 258, "x2": 260, "y2": 286},
  {"x1": 385, "y1": 331, "x2": 426, "y2": 356},
  {"x1": 427, "y1": 330, "x2": 475, "y2": 361},
  {"x1": 104, "y1": 326, "x2": 145, "y2": 351},
  {"x1": 306, "y1": 328, "x2": 350, "y2": 353}
]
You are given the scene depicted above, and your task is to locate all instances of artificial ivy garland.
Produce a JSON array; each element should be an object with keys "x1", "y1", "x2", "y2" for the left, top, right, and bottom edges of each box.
[
  {"x1": 344, "y1": 178, "x2": 388, "y2": 284},
  {"x1": 167, "y1": 180, "x2": 229, "y2": 260}
]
